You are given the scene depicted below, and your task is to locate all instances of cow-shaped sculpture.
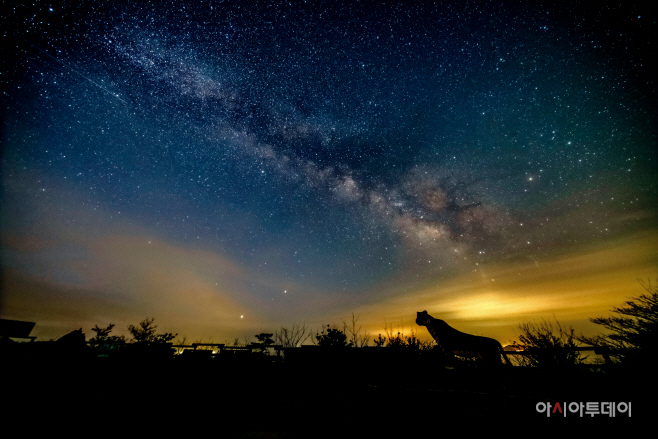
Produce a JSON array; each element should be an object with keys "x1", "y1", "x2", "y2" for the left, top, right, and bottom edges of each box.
[{"x1": 416, "y1": 311, "x2": 511, "y2": 366}]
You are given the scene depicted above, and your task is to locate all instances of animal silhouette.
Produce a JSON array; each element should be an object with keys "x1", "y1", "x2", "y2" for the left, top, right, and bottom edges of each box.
[{"x1": 416, "y1": 311, "x2": 511, "y2": 366}]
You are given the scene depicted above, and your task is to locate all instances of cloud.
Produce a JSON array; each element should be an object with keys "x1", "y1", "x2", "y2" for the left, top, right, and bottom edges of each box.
[
  {"x1": 1, "y1": 230, "x2": 255, "y2": 340},
  {"x1": 347, "y1": 228, "x2": 658, "y2": 343}
]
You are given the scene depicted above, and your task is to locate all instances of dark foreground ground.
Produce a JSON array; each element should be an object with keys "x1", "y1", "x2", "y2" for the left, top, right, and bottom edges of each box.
[{"x1": 3, "y1": 351, "x2": 648, "y2": 437}]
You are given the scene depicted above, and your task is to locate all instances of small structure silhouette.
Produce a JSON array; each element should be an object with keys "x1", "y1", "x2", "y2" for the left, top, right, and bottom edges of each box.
[
  {"x1": 0, "y1": 319, "x2": 36, "y2": 342},
  {"x1": 416, "y1": 311, "x2": 511, "y2": 366}
]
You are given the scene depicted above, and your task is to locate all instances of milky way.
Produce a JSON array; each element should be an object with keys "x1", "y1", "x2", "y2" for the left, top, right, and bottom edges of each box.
[{"x1": 2, "y1": 1, "x2": 656, "y2": 341}]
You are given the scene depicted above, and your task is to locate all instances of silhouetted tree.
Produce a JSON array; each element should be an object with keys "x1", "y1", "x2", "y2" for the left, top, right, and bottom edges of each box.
[
  {"x1": 515, "y1": 318, "x2": 584, "y2": 367},
  {"x1": 126, "y1": 317, "x2": 176, "y2": 358},
  {"x1": 128, "y1": 317, "x2": 176, "y2": 344},
  {"x1": 316, "y1": 325, "x2": 352, "y2": 348},
  {"x1": 342, "y1": 313, "x2": 370, "y2": 347},
  {"x1": 252, "y1": 333, "x2": 274, "y2": 355},
  {"x1": 90, "y1": 324, "x2": 114, "y2": 342},
  {"x1": 579, "y1": 279, "x2": 658, "y2": 366},
  {"x1": 274, "y1": 323, "x2": 311, "y2": 347},
  {"x1": 89, "y1": 323, "x2": 126, "y2": 354}
]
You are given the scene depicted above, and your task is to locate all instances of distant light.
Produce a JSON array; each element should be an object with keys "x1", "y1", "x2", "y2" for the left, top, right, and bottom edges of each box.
[{"x1": 240, "y1": 315, "x2": 244, "y2": 319}]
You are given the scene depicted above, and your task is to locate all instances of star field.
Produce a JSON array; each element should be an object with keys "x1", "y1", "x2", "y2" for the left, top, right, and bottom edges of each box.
[{"x1": 1, "y1": 1, "x2": 656, "y2": 341}]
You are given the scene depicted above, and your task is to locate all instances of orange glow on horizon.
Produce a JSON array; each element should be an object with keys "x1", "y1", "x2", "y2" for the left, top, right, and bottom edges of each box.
[{"x1": 349, "y1": 229, "x2": 658, "y2": 344}]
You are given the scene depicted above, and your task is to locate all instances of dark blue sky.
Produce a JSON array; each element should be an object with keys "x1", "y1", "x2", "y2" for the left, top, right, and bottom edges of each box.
[{"x1": 2, "y1": 1, "x2": 656, "y2": 341}]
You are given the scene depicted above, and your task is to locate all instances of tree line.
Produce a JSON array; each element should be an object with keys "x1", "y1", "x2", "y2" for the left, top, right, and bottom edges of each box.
[{"x1": 4, "y1": 278, "x2": 656, "y2": 368}]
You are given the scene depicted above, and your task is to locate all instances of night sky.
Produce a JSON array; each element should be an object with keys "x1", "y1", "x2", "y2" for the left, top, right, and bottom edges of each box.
[{"x1": 2, "y1": 0, "x2": 656, "y2": 344}]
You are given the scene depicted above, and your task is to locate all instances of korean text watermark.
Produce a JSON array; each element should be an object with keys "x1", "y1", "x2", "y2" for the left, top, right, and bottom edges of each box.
[{"x1": 536, "y1": 402, "x2": 631, "y2": 417}]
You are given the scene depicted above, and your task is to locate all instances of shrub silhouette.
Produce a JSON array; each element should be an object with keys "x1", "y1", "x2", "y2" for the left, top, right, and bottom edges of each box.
[
  {"x1": 379, "y1": 324, "x2": 434, "y2": 351},
  {"x1": 514, "y1": 318, "x2": 584, "y2": 367},
  {"x1": 126, "y1": 317, "x2": 176, "y2": 358},
  {"x1": 579, "y1": 279, "x2": 658, "y2": 366},
  {"x1": 385, "y1": 331, "x2": 407, "y2": 349},
  {"x1": 316, "y1": 326, "x2": 352, "y2": 347}
]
